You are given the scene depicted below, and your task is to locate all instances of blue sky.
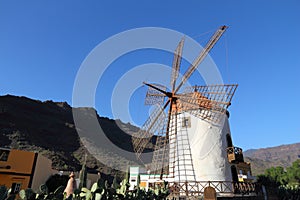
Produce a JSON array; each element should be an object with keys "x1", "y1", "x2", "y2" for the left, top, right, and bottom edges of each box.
[{"x1": 0, "y1": 0, "x2": 299, "y2": 150}]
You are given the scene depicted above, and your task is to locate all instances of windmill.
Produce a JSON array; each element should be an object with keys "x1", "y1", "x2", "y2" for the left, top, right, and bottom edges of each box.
[{"x1": 132, "y1": 25, "x2": 239, "y2": 196}]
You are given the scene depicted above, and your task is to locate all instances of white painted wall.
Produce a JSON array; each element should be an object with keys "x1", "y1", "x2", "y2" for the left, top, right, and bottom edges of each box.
[
  {"x1": 170, "y1": 111, "x2": 232, "y2": 182},
  {"x1": 129, "y1": 166, "x2": 139, "y2": 190}
]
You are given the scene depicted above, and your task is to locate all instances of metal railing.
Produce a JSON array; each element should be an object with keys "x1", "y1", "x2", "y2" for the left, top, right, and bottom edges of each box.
[{"x1": 167, "y1": 181, "x2": 258, "y2": 197}]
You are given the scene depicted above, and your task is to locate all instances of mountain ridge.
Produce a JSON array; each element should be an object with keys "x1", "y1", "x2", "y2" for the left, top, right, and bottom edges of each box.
[
  {"x1": 0, "y1": 94, "x2": 140, "y2": 175},
  {"x1": 244, "y1": 143, "x2": 300, "y2": 175}
]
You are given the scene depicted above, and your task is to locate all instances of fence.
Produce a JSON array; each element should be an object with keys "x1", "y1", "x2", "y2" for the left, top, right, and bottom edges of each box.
[{"x1": 167, "y1": 181, "x2": 258, "y2": 197}]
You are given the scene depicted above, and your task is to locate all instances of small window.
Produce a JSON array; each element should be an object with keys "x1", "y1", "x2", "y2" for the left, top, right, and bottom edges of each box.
[
  {"x1": 182, "y1": 117, "x2": 191, "y2": 128},
  {"x1": 11, "y1": 183, "x2": 22, "y2": 194},
  {"x1": 247, "y1": 171, "x2": 251, "y2": 177},
  {"x1": 0, "y1": 149, "x2": 10, "y2": 161},
  {"x1": 226, "y1": 134, "x2": 233, "y2": 147},
  {"x1": 231, "y1": 165, "x2": 238, "y2": 182}
]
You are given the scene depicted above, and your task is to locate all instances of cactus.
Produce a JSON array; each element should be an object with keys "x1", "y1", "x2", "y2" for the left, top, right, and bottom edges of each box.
[
  {"x1": 94, "y1": 193, "x2": 102, "y2": 200},
  {"x1": 78, "y1": 188, "x2": 91, "y2": 200},
  {"x1": 0, "y1": 186, "x2": 7, "y2": 200},
  {"x1": 104, "y1": 180, "x2": 109, "y2": 190},
  {"x1": 79, "y1": 173, "x2": 86, "y2": 190},
  {"x1": 52, "y1": 185, "x2": 65, "y2": 200},
  {"x1": 137, "y1": 174, "x2": 140, "y2": 189},
  {"x1": 90, "y1": 183, "x2": 98, "y2": 193},
  {"x1": 35, "y1": 184, "x2": 49, "y2": 199},
  {"x1": 39, "y1": 184, "x2": 48, "y2": 195},
  {"x1": 117, "y1": 180, "x2": 126, "y2": 196},
  {"x1": 90, "y1": 183, "x2": 103, "y2": 200},
  {"x1": 5, "y1": 194, "x2": 16, "y2": 200},
  {"x1": 116, "y1": 164, "x2": 130, "y2": 198},
  {"x1": 109, "y1": 175, "x2": 120, "y2": 198},
  {"x1": 79, "y1": 155, "x2": 88, "y2": 190},
  {"x1": 19, "y1": 188, "x2": 35, "y2": 200},
  {"x1": 97, "y1": 176, "x2": 105, "y2": 190},
  {"x1": 124, "y1": 164, "x2": 130, "y2": 184},
  {"x1": 153, "y1": 181, "x2": 169, "y2": 200},
  {"x1": 78, "y1": 166, "x2": 87, "y2": 190},
  {"x1": 111, "y1": 175, "x2": 120, "y2": 190},
  {"x1": 161, "y1": 181, "x2": 170, "y2": 197},
  {"x1": 69, "y1": 188, "x2": 79, "y2": 200},
  {"x1": 1, "y1": 170, "x2": 171, "y2": 200}
]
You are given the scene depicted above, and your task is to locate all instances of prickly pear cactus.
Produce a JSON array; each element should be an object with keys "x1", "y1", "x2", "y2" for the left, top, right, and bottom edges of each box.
[
  {"x1": 79, "y1": 188, "x2": 92, "y2": 200},
  {"x1": 19, "y1": 188, "x2": 35, "y2": 200},
  {"x1": 52, "y1": 185, "x2": 65, "y2": 200},
  {"x1": 90, "y1": 183, "x2": 98, "y2": 193},
  {"x1": 117, "y1": 179, "x2": 129, "y2": 196},
  {"x1": 39, "y1": 184, "x2": 48, "y2": 195},
  {"x1": 89, "y1": 180, "x2": 103, "y2": 200}
]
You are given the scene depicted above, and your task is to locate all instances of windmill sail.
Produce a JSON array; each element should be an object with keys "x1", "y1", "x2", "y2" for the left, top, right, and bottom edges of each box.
[
  {"x1": 132, "y1": 104, "x2": 166, "y2": 159},
  {"x1": 178, "y1": 84, "x2": 238, "y2": 123},
  {"x1": 170, "y1": 37, "x2": 185, "y2": 92},
  {"x1": 145, "y1": 84, "x2": 167, "y2": 105}
]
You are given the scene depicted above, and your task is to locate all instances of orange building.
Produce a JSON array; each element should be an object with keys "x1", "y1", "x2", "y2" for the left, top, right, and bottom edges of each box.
[{"x1": 0, "y1": 148, "x2": 57, "y2": 193}]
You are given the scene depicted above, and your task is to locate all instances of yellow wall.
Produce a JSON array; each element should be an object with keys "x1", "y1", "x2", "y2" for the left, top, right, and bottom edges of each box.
[
  {"x1": 0, "y1": 149, "x2": 35, "y2": 174},
  {"x1": 0, "y1": 149, "x2": 56, "y2": 192},
  {"x1": 0, "y1": 174, "x2": 30, "y2": 193},
  {"x1": 0, "y1": 149, "x2": 36, "y2": 192}
]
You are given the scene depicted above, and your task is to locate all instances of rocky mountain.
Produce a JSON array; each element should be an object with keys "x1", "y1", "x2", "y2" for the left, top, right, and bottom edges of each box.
[
  {"x1": 244, "y1": 143, "x2": 300, "y2": 175},
  {"x1": 0, "y1": 94, "x2": 142, "y2": 175}
]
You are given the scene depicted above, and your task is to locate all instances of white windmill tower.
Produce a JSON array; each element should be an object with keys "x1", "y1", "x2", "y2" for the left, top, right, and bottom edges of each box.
[{"x1": 132, "y1": 26, "x2": 253, "y2": 198}]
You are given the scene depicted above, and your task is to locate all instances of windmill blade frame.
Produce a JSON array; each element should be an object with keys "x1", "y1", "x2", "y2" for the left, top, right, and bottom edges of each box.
[
  {"x1": 170, "y1": 37, "x2": 185, "y2": 92},
  {"x1": 132, "y1": 99, "x2": 170, "y2": 159},
  {"x1": 177, "y1": 84, "x2": 238, "y2": 123},
  {"x1": 144, "y1": 83, "x2": 167, "y2": 105},
  {"x1": 175, "y1": 25, "x2": 228, "y2": 94}
]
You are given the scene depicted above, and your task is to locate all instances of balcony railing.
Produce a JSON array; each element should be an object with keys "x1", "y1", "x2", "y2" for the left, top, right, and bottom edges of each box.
[{"x1": 227, "y1": 146, "x2": 244, "y2": 163}]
